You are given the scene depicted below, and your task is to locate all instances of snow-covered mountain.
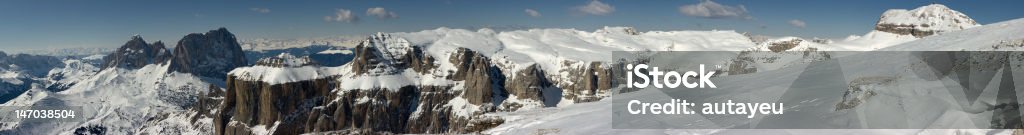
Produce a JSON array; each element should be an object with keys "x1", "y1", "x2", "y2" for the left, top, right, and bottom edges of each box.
[
  {"x1": 43, "y1": 59, "x2": 99, "y2": 91},
  {"x1": 882, "y1": 18, "x2": 1024, "y2": 51},
  {"x1": 209, "y1": 27, "x2": 758, "y2": 134},
  {"x1": 486, "y1": 9, "x2": 1024, "y2": 135},
  {"x1": 875, "y1": 4, "x2": 979, "y2": 37},
  {"x1": 0, "y1": 3, "x2": 1018, "y2": 135},
  {"x1": 0, "y1": 28, "x2": 249, "y2": 134},
  {"x1": 743, "y1": 4, "x2": 980, "y2": 52},
  {"x1": 715, "y1": 4, "x2": 986, "y2": 76},
  {"x1": 0, "y1": 63, "x2": 215, "y2": 134},
  {"x1": 0, "y1": 52, "x2": 63, "y2": 103},
  {"x1": 100, "y1": 35, "x2": 172, "y2": 69}
]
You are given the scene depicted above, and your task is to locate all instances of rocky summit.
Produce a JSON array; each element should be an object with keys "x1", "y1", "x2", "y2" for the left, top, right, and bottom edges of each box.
[
  {"x1": 101, "y1": 35, "x2": 172, "y2": 69},
  {"x1": 874, "y1": 4, "x2": 979, "y2": 37},
  {"x1": 169, "y1": 28, "x2": 248, "y2": 79}
]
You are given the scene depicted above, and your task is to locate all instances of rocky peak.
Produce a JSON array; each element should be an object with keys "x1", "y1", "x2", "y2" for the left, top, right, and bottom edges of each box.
[
  {"x1": 168, "y1": 27, "x2": 248, "y2": 79},
  {"x1": 101, "y1": 35, "x2": 172, "y2": 69},
  {"x1": 351, "y1": 32, "x2": 431, "y2": 75},
  {"x1": 766, "y1": 38, "x2": 804, "y2": 52},
  {"x1": 875, "y1": 4, "x2": 979, "y2": 37}
]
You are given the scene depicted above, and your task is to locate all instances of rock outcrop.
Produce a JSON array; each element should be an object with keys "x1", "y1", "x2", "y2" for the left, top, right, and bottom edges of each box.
[
  {"x1": 350, "y1": 33, "x2": 435, "y2": 75},
  {"x1": 449, "y1": 48, "x2": 501, "y2": 105},
  {"x1": 169, "y1": 28, "x2": 248, "y2": 79},
  {"x1": 767, "y1": 38, "x2": 803, "y2": 52},
  {"x1": 558, "y1": 61, "x2": 613, "y2": 103},
  {"x1": 503, "y1": 64, "x2": 550, "y2": 103},
  {"x1": 720, "y1": 37, "x2": 832, "y2": 75}
]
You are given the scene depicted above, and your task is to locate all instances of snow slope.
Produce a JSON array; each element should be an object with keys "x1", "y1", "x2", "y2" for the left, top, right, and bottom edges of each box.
[
  {"x1": 1, "y1": 63, "x2": 214, "y2": 134},
  {"x1": 878, "y1": 4, "x2": 979, "y2": 32},
  {"x1": 395, "y1": 27, "x2": 755, "y2": 74},
  {"x1": 229, "y1": 53, "x2": 346, "y2": 85},
  {"x1": 882, "y1": 18, "x2": 1024, "y2": 51},
  {"x1": 830, "y1": 31, "x2": 921, "y2": 50},
  {"x1": 485, "y1": 94, "x2": 1004, "y2": 135},
  {"x1": 484, "y1": 18, "x2": 1024, "y2": 135}
]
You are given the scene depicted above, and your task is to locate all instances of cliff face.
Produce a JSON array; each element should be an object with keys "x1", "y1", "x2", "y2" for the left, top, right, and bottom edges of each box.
[
  {"x1": 169, "y1": 28, "x2": 248, "y2": 79},
  {"x1": 216, "y1": 76, "x2": 334, "y2": 135},
  {"x1": 448, "y1": 48, "x2": 501, "y2": 105},
  {"x1": 503, "y1": 64, "x2": 550, "y2": 105},
  {"x1": 557, "y1": 61, "x2": 614, "y2": 103},
  {"x1": 213, "y1": 32, "x2": 617, "y2": 134},
  {"x1": 350, "y1": 33, "x2": 436, "y2": 76}
]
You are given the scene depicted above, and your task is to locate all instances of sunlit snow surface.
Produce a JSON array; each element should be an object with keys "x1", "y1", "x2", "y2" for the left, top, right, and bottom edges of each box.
[
  {"x1": 0, "y1": 17, "x2": 1021, "y2": 134},
  {"x1": 1, "y1": 64, "x2": 213, "y2": 134},
  {"x1": 485, "y1": 19, "x2": 1024, "y2": 135}
]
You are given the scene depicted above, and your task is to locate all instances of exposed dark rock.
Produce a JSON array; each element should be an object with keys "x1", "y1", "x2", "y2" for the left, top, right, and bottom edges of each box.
[
  {"x1": 191, "y1": 84, "x2": 224, "y2": 124},
  {"x1": 874, "y1": 23, "x2": 938, "y2": 38},
  {"x1": 169, "y1": 28, "x2": 248, "y2": 79},
  {"x1": 559, "y1": 61, "x2": 613, "y2": 103},
  {"x1": 726, "y1": 53, "x2": 758, "y2": 75},
  {"x1": 73, "y1": 125, "x2": 107, "y2": 135},
  {"x1": 767, "y1": 38, "x2": 802, "y2": 52},
  {"x1": 873, "y1": 4, "x2": 979, "y2": 37},
  {"x1": 101, "y1": 36, "x2": 172, "y2": 69},
  {"x1": 449, "y1": 48, "x2": 501, "y2": 105},
  {"x1": 504, "y1": 64, "x2": 550, "y2": 102},
  {"x1": 350, "y1": 33, "x2": 435, "y2": 75},
  {"x1": 215, "y1": 75, "x2": 333, "y2": 135},
  {"x1": 211, "y1": 33, "x2": 624, "y2": 134}
]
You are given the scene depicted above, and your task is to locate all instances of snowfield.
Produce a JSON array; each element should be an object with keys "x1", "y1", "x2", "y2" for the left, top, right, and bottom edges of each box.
[
  {"x1": 883, "y1": 18, "x2": 1024, "y2": 51},
  {"x1": 394, "y1": 27, "x2": 756, "y2": 74},
  {"x1": 484, "y1": 18, "x2": 1024, "y2": 135}
]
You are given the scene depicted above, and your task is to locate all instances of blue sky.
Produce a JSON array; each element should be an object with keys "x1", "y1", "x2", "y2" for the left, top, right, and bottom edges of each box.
[{"x1": 1, "y1": 0, "x2": 1021, "y2": 51}]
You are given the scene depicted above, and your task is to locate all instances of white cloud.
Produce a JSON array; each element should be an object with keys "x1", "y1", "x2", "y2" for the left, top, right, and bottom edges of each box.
[
  {"x1": 788, "y1": 19, "x2": 806, "y2": 28},
  {"x1": 366, "y1": 7, "x2": 398, "y2": 19},
  {"x1": 325, "y1": 8, "x2": 358, "y2": 22},
  {"x1": 250, "y1": 8, "x2": 271, "y2": 13},
  {"x1": 524, "y1": 9, "x2": 542, "y2": 17},
  {"x1": 574, "y1": 0, "x2": 615, "y2": 15},
  {"x1": 678, "y1": 0, "x2": 751, "y2": 19}
]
